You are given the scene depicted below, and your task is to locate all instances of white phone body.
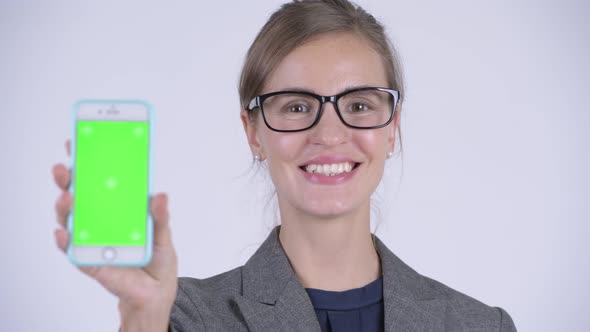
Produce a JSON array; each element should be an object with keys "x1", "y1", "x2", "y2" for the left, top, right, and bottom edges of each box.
[{"x1": 67, "y1": 100, "x2": 153, "y2": 266}]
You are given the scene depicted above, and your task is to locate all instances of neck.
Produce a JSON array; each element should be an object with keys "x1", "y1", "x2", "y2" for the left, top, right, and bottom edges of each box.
[{"x1": 277, "y1": 202, "x2": 382, "y2": 291}]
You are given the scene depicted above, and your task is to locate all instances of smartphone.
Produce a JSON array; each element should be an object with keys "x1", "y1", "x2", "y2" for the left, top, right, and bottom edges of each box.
[{"x1": 67, "y1": 100, "x2": 153, "y2": 266}]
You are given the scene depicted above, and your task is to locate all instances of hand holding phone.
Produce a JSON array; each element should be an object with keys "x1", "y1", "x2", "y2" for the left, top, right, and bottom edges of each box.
[{"x1": 52, "y1": 101, "x2": 179, "y2": 331}]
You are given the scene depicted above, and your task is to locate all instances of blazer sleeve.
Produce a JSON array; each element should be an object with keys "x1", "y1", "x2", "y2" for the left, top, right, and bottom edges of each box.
[
  {"x1": 119, "y1": 285, "x2": 203, "y2": 332},
  {"x1": 168, "y1": 281, "x2": 206, "y2": 332}
]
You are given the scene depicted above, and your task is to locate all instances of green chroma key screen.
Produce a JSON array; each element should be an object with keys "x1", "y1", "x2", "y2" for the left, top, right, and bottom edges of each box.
[{"x1": 73, "y1": 121, "x2": 149, "y2": 246}]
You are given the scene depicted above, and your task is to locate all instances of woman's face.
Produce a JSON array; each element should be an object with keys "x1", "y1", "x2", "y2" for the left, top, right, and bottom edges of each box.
[{"x1": 241, "y1": 32, "x2": 399, "y2": 219}]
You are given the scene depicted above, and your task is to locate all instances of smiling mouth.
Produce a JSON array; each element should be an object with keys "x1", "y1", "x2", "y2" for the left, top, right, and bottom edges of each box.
[{"x1": 299, "y1": 162, "x2": 361, "y2": 176}]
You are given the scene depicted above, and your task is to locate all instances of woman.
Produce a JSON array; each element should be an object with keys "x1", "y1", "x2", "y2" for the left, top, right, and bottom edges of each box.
[{"x1": 53, "y1": 0, "x2": 516, "y2": 331}]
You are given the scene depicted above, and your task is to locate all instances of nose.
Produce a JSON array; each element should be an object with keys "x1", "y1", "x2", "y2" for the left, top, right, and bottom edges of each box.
[{"x1": 308, "y1": 102, "x2": 350, "y2": 146}]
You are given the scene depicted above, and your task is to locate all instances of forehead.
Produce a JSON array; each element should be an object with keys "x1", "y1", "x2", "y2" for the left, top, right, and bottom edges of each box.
[{"x1": 262, "y1": 32, "x2": 388, "y2": 95}]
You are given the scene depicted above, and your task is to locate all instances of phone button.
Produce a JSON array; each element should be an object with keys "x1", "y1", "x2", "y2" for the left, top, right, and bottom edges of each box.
[{"x1": 102, "y1": 247, "x2": 116, "y2": 261}]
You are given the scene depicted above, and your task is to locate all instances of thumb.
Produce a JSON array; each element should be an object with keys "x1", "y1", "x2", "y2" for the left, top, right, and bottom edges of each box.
[
  {"x1": 146, "y1": 193, "x2": 177, "y2": 282},
  {"x1": 151, "y1": 193, "x2": 172, "y2": 248}
]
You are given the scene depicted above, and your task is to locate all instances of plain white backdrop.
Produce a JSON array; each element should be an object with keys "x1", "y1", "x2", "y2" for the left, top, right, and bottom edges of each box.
[{"x1": 1, "y1": 0, "x2": 589, "y2": 331}]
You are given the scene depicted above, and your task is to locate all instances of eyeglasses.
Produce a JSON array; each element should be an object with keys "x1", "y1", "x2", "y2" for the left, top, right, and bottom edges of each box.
[{"x1": 246, "y1": 87, "x2": 399, "y2": 132}]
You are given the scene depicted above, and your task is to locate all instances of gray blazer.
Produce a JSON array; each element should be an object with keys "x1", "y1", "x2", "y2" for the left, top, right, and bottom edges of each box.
[{"x1": 170, "y1": 226, "x2": 516, "y2": 331}]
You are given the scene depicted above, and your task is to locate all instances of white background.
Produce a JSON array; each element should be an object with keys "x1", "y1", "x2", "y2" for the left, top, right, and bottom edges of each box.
[{"x1": 1, "y1": 0, "x2": 589, "y2": 331}]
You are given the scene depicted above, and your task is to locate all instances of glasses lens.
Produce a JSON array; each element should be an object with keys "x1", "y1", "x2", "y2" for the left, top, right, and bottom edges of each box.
[
  {"x1": 338, "y1": 89, "x2": 394, "y2": 128},
  {"x1": 262, "y1": 93, "x2": 320, "y2": 131}
]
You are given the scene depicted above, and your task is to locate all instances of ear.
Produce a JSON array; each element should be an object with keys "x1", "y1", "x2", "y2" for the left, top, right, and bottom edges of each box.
[
  {"x1": 240, "y1": 109, "x2": 263, "y2": 157},
  {"x1": 387, "y1": 104, "x2": 401, "y2": 152}
]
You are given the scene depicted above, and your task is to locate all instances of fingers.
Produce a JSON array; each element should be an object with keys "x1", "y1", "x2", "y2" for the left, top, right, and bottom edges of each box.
[
  {"x1": 53, "y1": 163, "x2": 72, "y2": 228},
  {"x1": 55, "y1": 191, "x2": 72, "y2": 227},
  {"x1": 53, "y1": 140, "x2": 72, "y2": 255},
  {"x1": 53, "y1": 139, "x2": 72, "y2": 190},
  {"x1": 52, "y1": 163, "x2": 71, "y2": 191},
  {"x1": 54, "y1": 228, "x2": 69, "y2": 252}
]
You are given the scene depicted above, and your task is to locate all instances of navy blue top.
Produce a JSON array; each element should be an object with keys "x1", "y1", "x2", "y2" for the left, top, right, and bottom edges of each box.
[{"x1": 305, "y1": 276, "x2": 384, "y2": 332}]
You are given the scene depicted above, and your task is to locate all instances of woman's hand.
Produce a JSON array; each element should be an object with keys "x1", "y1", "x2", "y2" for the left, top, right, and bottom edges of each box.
[{"x1": 52, "y1": 141, "x2": 177, "y2": 332}]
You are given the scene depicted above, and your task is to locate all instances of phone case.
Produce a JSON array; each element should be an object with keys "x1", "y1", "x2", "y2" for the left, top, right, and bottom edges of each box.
[{"x1": 67, "y1": 99, "x2": 154, "y2": 267}]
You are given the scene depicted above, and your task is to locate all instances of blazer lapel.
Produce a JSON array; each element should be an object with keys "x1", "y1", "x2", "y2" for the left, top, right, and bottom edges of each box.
[
  {"x1": 235, "y1": 227, "x2": 446, "y2": 332},
  {"x1": 235, "y1": 226, "x2": 321, "y2": 332},
  {"x1": 374, "y1": 236, "x2": 447, "y2": 332}
]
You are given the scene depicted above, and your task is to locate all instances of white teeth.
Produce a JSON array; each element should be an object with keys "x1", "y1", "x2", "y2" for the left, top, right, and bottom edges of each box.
[
  {"x1": 330, "y1": 164, "x2": 338, "y2": 173},
  {"x1": 304, "y1": 162, "x2": 356, "y2": 176}
]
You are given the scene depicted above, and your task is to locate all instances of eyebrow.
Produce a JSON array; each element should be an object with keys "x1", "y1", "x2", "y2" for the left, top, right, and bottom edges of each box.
[{"x1": 274, "y1": 84, "x2": 374, "y2": 95}]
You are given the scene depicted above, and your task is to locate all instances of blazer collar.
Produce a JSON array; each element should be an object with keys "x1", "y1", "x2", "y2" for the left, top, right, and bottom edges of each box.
[{"x1": 236, "y1": 226, "x2": 446, "y2": 332}]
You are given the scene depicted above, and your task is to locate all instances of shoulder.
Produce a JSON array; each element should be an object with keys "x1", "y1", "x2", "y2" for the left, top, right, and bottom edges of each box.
[
  {"x1": 177, "y1": 266, "x2": 242, "y2": 297},
  {"x1": 374, "y1": 235, "x2": 516, "y2": 331},
  {"x1": 171, "y1": 267, "x2": 248, "y2": 331},
  {"x1": 420, "y1": 274, "x2": 517, "y2": 331}
]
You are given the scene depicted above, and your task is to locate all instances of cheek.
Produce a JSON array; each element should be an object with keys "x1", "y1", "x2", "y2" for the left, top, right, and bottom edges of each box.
[
  {"x1": 261, "y1": 131, "x2": 305, "y2": 166},
  {"x1": 355, "y1": 129, "x2": 390, "y2": 157}
]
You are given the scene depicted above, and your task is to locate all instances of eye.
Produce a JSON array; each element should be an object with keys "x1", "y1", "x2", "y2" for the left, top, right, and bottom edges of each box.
[
  {"x1": 285, "y1": 103, "x2": 310, "y2": 113},
  {"x1": 350, "y1": 103, "x2": 370, "y2": 112}
]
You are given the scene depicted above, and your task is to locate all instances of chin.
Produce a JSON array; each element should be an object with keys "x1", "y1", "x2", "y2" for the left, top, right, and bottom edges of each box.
[{"x1": 300, "y1": 199, "x2": 358, "y2": 219}]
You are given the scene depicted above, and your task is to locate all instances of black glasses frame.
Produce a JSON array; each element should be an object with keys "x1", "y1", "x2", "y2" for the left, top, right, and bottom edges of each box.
[{"x1": 246, "y1": 87, "x2": 400, "y2": 133}]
